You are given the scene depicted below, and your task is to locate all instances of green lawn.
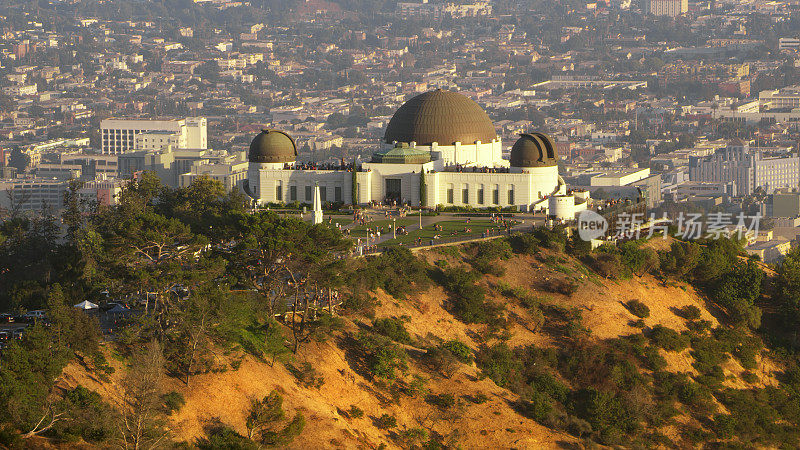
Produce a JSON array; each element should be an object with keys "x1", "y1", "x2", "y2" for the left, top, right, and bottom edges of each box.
[
  {"x1": 378, "y1": 219, "x2": 517, "y2": 247},
  {"x1": 328, "y1": 217, "x2": 354, "y2": 228},
  {"x1": 348, "y1": 218, "x2": 419, "y2": 238}
]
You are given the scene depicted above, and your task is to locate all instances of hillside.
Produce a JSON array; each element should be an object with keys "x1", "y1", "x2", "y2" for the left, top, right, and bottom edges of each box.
[{"x1": 53, "y1": 238, "x2": 788, "y2": 449}]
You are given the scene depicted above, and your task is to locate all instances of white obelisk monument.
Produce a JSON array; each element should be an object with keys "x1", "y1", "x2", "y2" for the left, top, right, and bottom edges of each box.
[{"x1": 312, "y1": 183, "x2": 323, "y2": 225}]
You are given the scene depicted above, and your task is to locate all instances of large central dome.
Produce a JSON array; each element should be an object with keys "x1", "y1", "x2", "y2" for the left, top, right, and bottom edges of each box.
[{"x1": 384, "y1": 89, "x2": 497, "y2": 146}]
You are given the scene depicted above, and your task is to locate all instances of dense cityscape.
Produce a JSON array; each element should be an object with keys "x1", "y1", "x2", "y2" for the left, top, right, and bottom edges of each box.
[{"x1": 4, "y1": 0, "x2": 800, "y2": 447}]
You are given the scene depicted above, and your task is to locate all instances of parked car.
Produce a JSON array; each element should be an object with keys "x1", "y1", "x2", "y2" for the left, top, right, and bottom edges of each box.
[
  {"x1": 0, "y1": 313, "x2": 13, "y2": 323},
  {"x1": 21, "y1": 310, "x2": 47, "y2": 321}
]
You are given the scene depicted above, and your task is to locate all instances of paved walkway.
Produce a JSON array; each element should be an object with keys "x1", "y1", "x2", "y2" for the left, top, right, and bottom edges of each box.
[{"x1": 343, "y1": 208, "x2": 543, "y2": 255}]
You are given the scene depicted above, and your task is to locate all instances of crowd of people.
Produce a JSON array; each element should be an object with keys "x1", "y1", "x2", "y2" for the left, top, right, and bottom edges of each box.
[{"x1": 444, "y1": 165, "x2": 511, "y2": 174}]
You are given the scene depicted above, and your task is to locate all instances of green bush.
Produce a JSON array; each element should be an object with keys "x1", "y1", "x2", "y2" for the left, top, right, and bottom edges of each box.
[
  {"x1": 619, "y1": 241, "x2": 659, "y2": 277},
  {"x1": 475, "y1": 343, "x2": 523, "y2": 388},
  {"x1": 342, "y1": 292, "x2": 379, "y2": 315},
  {"x1": 588, "y1": 248, "x2": 624, "y2": 279},
  {"x1": 356, "y1": 332, "x2": 408, "y2": 380},
  {"x1": 197, "y1": 425, "x2": 258, "y2": 450},
  {"x1": 465, "y1": 393, "x2": 489, "y2": 404},
  {"x1": 713, "y1": 326, "x2": 762, "y2": 370},
  {"x1": 162, "y1": 391, "x2": 186, "y2": 414},
  {"x1": 375, "y1": 413, "x2": 397, "y2": 429},
  {"x1": 286, "y1": 362, "x2": 325, "y2": 388},
  {"x1": 439, "y1": 268, "x2": 504, "y2": 325},
  {"x1": 625, "y1": 300, "x2": 650, "y2": 318},
  {"x1": 680, "y1": 305, "x2": 702, "y2": 320},
  {"x1": 57, "y1": 385, "x2": 117, "y2": 443},
  {"x1": 648, "y1": 325, "x2": 690, "y2": 352},
  {"x1": 568, "y1": 387, "x2": 640, "y2": 444},
  {"x1": 425, "y1": 393, "x2": 456, "y2": 410},
  {"x1": 348, "y1": 405, "x2": 364, "y2": 418},
  {"x1": 533, "y1": 226, "x2": 566, "y2": 251},
  {"x1": 742, "y1": 370, "x2": 759, "y2": 384},
  {"x1": 690, "y1": 335, "x2": 730, "y2": 374},
  {"x1": 641, "y1": 346, "x2": 667, "y2": 371},
  {"x1": 261, "y1": 413, "x2": 305, "y2": 446},
  {"x1": 373, "y1": 317, "x2": 412, "y2": 344},
  {"x1": 442, "y1": 340, "x2": 473, "y2": 364},
  {"x1": 470, "y1": 239, "x2": 513, "y2": 276},
  {"x1": 508, "y1": 233, "x2": 540, "y2": 255},
  {"x1": 711, "y1": 414, "x2": 736, "y2": 439},
  {"x1": 518, "y1": 391, "x2": 552, "y2": 422},
  {"x1": 426, "y1": 346, "x2": 460, "y2": 378},
  {"x1": 654, "y1": 372, "x2": 712, "y2": 408},
  {"x1": 350, "y1": 247, "x2": 430, "y2": 299}
]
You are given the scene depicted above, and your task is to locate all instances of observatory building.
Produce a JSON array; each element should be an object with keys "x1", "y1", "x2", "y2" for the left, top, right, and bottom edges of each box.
[{"x1": 245, "y1": 89, "x2": 587, "y2": 218}]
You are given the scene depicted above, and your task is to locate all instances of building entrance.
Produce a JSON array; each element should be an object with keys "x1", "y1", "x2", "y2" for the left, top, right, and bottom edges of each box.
[{"x1": 385, "y1": 178, "x2": 402, "y2": 203}]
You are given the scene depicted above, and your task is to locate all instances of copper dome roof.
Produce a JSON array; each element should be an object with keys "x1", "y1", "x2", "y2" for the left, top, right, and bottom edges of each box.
[
  {"x1": 510, "y1": 133, "x2": 559, "y2": 167},
  {"x1": 383, "y1": 89, "x2": 497, "y2": 146},
  {"x1": 249, "y1": 129, "x2": 297, "y2": 163}
]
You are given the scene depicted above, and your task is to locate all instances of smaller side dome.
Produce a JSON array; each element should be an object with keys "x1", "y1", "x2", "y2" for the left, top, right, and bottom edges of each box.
[
  {"x1": 249, "y1": 129, "x2": 297, "y2": 163},
  {"x1": 510, "y1": 133, "x2": 558, "y2": 167}
]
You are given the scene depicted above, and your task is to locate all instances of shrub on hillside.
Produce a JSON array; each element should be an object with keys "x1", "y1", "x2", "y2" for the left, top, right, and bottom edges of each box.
[
  {"x1": 442, "y1": 340, "x2": 473, "y2": 363},
  {"x1": 161, "y1": 391, "x2": 186, "y2": 414},
  {"x1": 533, "y1": 226, "x2": 567, "y2": 251},
  {"x1": 355, "y1": 332, "x2": 408, "y2": 380},
  {"x1": 690, "y1": 335, "x2": 730, "y2": 375},
  {"x1": 350, "y1": 247, "x2": 430, "y2": 299},
  {"x1": 197, "y1": 425, "x2": 257, "y2": 450},
  {"x1": 648, "y1": 325, "x2": 690, "y2": 352},
  {"x1": 588, "y1": 249, "x2": 624, "y2": 279},
  {"x1": 439, "y1": 268, "x2": 504, "y2": 325},
  {"x1": 475, "y1": 343, "x2": 523, "y2": 388},
  {"x1": 425, "y1": 393, "x2": 456, "y2": 410},
  {"x1": 375, "y1": 414, "x2": 397, "y2": 429},
  {"x1": 373, "y1": 317, "x2": 411, "y2": 344},
  {"x1": 470, "y1": 239, "x2": 513, "y2": 276},
  {"x1": 517, "y1": 390, "x2": 553, "y2": 422},
  {"x1": 625, "y1": 300, "x2": 650, "y2": 318},
  {"x1": 679, "y1": 305, "x2": 702, "y2": 321},
  {"x1": 619, "y1": 241, "x2": 659, "y2": 277},
  {"x1": 508, "y1": 233, "x2": 540, "y2": 255},
  {"x1": 426, "y1": 346, "x2": 460, "y2": 378},
  {"x1": 348, "y1": 405, "x2": 364, "y2": 418},
  {"x1": 713, "y1": 326, "x2": 762, "y2": 369}
]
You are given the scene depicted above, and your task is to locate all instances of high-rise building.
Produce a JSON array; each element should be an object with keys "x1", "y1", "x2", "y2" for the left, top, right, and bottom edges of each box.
[
  {"x1": 100, "y1": 117, "x2": 207, "y2": 154},
  {"x1": 643, "y1": 0, "x2": 688, "y2": 16}
]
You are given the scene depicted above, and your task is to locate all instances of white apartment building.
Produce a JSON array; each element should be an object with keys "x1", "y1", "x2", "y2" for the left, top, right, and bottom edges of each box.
[
  {"x1": 134, "y1": 131, "x2": 185, "y2": 151},
  {"x1": 779, "y1": 38, "x2": 800, "y2": 51},
  {"x1": 644, "y1": 0, "x2": 688, "y2": 16},
  {"x1": 689, "y1": 141, "x2": 800, "y2": 196},
  {"x1": 100, "y1": 117, "x2": 207, "y2": 154},
  {"x1": 759, "y1": 87, "x2": 800, "y2": 109},
  {"x1": 2, "y1": 84, "x2": 38, "y2": 96}
]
